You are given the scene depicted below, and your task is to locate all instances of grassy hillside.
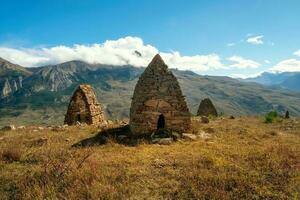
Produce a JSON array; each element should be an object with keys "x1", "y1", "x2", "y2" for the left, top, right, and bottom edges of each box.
[
  {"x1": 0, "y1": 117, "x2": 299, "y2": 199},
  {"x1": 1, "y1": 61, "x2": 300, "y2": 127}
]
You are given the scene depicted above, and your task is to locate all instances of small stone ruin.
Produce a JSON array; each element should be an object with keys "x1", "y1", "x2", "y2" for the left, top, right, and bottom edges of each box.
[
  {"x1": 197, "y1": 98, "x2": 218, "y2": 117},
  {"x1": 285, "y1": 110, "x2": 290, "y2": 119},
  {"x1": 64, "y1": 84, "x2": 106, "y2": 126},
  {"x1": 130, "y1": 54, "x2": 191, "y2": 136}
]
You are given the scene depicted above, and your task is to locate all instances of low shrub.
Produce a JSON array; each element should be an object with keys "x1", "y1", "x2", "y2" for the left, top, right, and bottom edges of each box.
[{"x1": 264, "y1": 111, "x2": 278, "y2": 123}]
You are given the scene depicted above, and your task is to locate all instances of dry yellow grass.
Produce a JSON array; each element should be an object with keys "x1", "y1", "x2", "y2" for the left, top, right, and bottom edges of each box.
[{"x1": 0, "y1": 117, "x2": 299, "y2": 199}]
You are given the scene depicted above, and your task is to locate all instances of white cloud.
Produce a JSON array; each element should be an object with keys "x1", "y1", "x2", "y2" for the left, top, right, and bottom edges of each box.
[
  {"x1": 0, "y1": 36, "x2": 225, "y2": 72},
  {"x1": 227, "y1": 43, "x2": 235, "y2": 47},
  {"x1": 264, "y1": 60, "x2": 271, "y2": 64},
  {"x1": 161, "y1": 52, "x2": 225, "y2": 72},
  {"x1": 246, "y1": 35, "x2": 264, "y2": 45},
  {"x1": 294, "y1": 50, "x2": 300, "y2": 57},
  {"x1": 0, "y1": 48, "x2": 50, "y2": 67},
  {"x1": 270, "y1": 59, "x2": 300, "y2": 72},
  {"x1": 227, "y1": 56, "x2": 261, "y2": 69}
]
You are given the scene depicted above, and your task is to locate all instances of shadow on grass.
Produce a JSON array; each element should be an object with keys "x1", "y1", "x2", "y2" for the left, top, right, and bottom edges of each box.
[{"x1": 72, "y1": 125, "x2": 151, "y2": 147}]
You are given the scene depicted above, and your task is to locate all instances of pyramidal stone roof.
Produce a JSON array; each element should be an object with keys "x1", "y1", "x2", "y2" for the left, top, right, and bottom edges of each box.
[
  {"x1": 129, "y1": 54, "x2": 191, "y2": 135},
  {"x1": 148, "y1": 54, "x2": 167, "y2": 68}
]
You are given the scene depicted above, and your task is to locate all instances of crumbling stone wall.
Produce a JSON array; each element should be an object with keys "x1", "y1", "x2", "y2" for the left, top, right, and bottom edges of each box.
[
  {"x1": 197, "y1": 98, "x2": 218, "y2": 117},
  {"x1": 130, "y1": 54, "x2": 191, "y2": 135},
  {"x1": 64, "y1": 84, "x2": 106, "y2": 126}
]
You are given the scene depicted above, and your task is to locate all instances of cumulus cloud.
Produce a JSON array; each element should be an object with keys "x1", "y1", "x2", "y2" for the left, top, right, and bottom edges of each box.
[
  {"x1": 160, "y1": 52, "x2": 225, "y2": 72},
  {"x1": 294, "y1": 49, "x2": 300, "y2": 57},
  {"x1": 270, "y1": 59, "x2": 300, "y2": 72},
  {"x1": 227, "y1": 56, "x2": 261, "y2": 69},
  {"x1": 0, "y1": 36, "x2": 226, "y2": 72},
  {"x1": 246, "y1": 35, "x2": 264, "y2": 45}
]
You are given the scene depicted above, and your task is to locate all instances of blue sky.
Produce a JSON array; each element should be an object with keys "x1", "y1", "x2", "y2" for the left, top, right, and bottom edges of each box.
[{"x1": 1, "y1": 0, "x2": 300, "y2": 77}]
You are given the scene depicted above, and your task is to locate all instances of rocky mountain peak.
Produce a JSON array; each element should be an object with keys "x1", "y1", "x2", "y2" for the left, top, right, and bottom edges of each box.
[{"x1": 0, "y1": 57, "x2": 32, "y2": 76}]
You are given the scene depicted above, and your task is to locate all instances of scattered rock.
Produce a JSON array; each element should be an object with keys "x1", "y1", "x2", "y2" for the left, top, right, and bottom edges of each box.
[
  {"x1": 158, "y1": 138, "x2": 173, "y2": 145},
  {"x1": 197, "y1": 131, "x2": 212, "y2": 139},
  {"x1": 152, "y1": 138, "x2": 173, "y2": 145},
  {"x1": 171, "y1": 132, "x2": 181, "y2": 141},
  {"x1": 201, "y1": 116, "x2": 209, "y2": 123},
  {"x1": 17, "y1": 126, "x2": 26, "y2": 129},
  {"x1": 38, "y1": 127, "x2": 44, "y2": 130},
  {"x1": 65, "y1": 138, "x2": 70, "y2": 142},
  {"x1": 1, "y1": 125, "x2": 16, "y2": 131},
  {"x1": 229, "y1": 115, "x2": 235, "y2": 119},
  {"x1": 76, "y1": 121, "x2": 82, "y2": 126},
  {"x1": 182, "y1": 133, "x2": 197, "y2": 141}
]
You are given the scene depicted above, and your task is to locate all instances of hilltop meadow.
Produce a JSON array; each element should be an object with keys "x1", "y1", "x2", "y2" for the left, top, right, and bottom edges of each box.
[{"x1": 0, "y1": 117, "x2": 299, "y2": 199}]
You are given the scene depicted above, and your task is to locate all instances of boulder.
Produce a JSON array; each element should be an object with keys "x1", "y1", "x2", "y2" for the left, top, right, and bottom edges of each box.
[{"x1": 182, "y1": 133, "x2": 197, "y2": 141}]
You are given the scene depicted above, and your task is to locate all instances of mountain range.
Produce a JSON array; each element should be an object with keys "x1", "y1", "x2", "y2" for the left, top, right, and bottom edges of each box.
[
  {"x1": 0, "y1": 57, "x2": 300, "y2": 126},
  {"x1": 244, "y1": 71, "x2": 300, "y2": 92}
]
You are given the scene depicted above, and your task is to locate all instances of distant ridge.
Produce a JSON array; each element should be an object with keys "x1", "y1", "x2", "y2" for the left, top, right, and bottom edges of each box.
[
  {"x1": 0, "y1": 58, "x2": 300, "y2": 126},
  {"x1": 244, "y1": 72, "x2": 300, "y2": 92}
]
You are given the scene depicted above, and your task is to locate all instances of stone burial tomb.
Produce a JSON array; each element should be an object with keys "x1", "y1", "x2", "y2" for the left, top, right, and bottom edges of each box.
[
  {"x1": 129, "y1": 54, "x2": 191, "y2": 136},
  {"x1": 64, "y1": 84, "x2": 107, "y2": 126},
  {"x1": 197, "y1": 98, "x2": 218, "y2": 117}
]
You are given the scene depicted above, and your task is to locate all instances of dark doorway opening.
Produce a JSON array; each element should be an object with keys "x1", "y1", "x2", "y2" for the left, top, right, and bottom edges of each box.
[
  {"x1": 157, "y1": 114, "x2": 165, "y2": 129},
  {"x1": 76, "y1": 114, "x2": 81, "y2": 123}
]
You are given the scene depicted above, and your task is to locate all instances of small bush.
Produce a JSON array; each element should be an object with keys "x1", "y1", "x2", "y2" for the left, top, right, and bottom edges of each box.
[
  {"x1": 1, "y1": 148, "x2": 22, "y2": 163},
  {"x1": 264, "y1": 111, "x2": 278, "y2": 123}
]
